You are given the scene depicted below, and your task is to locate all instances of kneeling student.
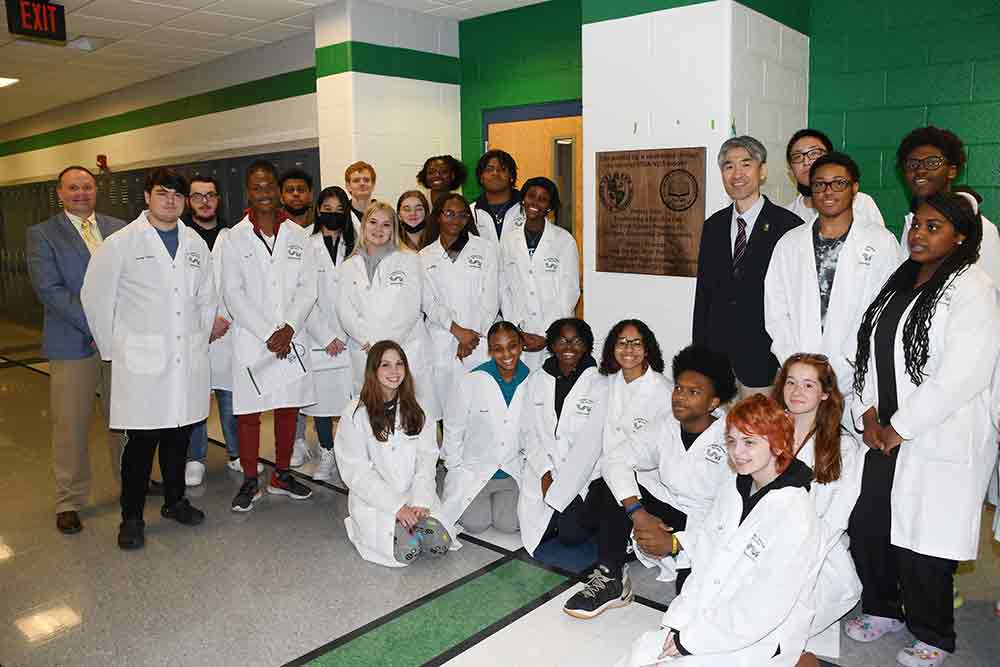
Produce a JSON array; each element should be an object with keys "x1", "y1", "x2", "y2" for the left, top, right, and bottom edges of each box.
[
  {"x1": 565, "y1": 343, "x2": 736, "y2": 619},
  {"x1": 335, "y1": 341, "x2": 450, "y2": 567},
  {"x1": 440, "y1": 321, "x2": 529, "y2": 542},
  {"x1": 617, "y1": 395, "x2": 822, "y2": 667},
  {"x1": 81, "y1": 167, "x2": 215, "y2": 549}
]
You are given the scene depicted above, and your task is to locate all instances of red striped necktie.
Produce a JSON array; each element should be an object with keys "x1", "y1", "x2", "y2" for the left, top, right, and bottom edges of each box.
[{"x1": 733, "y1": 216, "x2": 747, "y2": 266}]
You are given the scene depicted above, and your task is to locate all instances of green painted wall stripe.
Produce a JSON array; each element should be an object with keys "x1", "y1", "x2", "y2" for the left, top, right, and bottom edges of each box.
[
  {"x1": 305, "y1": 559, "x2": 566, "y2": 666},
  {"x1": 581, "y1": 0, "x2": 810, "y2": 35},
  {"x1": 315, "y1": 41, "x2": 460, "y2": 84},
  {"x1": 0, "y1": 68, "x2": 317, "y2": 158}
]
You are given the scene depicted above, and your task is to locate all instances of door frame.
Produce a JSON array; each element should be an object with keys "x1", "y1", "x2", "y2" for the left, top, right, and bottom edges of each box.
[{"x1": 482, "y1": 100, "x2": 583, "y2": 151}]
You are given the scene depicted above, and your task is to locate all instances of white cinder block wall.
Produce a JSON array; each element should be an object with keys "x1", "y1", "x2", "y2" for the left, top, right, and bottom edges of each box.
[
  {"x1": 0, "y1": 34, "x2": 318, "y2": 185},
  {"x1": 314, "y1": 0, "x2": 460, "y2": 202},
  {"x1": 730, "y1": 3, "x2": 809, "y2": 206},
  {"x1": 582, "y1": 0, "x2": 809, "y2": 359}
]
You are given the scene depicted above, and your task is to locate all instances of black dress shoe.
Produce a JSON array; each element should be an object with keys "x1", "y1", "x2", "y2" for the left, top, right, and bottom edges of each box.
[
  {"x1": 161, "y1": 498, "x2": 205, "y2": 526},
  {"x1": 56, "y1": 511, "x2": 82, "y2": 534},
  {"x1": 147, "y1": 480, "x2": 164, "y2": 495},
  {"x1": 117, "y1": 519, "x2": 145, "y2": 550}
]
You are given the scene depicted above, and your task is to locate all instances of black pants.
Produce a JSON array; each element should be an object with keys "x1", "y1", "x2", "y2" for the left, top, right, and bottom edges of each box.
[
  {"x1": 121, "y1": 426, "x2": 192, "y2": 520},
  {"x1": 848, "y1": 447, "x2": 958, "y2": 652}
]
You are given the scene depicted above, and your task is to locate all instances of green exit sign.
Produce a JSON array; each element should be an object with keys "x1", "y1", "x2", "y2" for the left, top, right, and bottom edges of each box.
[{"x1": 5, "y1": 0, "x2": 67, "y2": 43}]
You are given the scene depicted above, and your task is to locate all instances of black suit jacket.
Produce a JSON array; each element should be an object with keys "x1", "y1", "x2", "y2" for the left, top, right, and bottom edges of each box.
[{"x1": 692, "y1": 196, "x2": 803, "y2": 387}]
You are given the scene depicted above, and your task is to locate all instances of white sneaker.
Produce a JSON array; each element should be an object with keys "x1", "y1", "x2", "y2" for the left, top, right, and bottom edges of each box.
[
  {"x1": 313, "y1": 447, "x2": 338, "y2": 481},
  {"x1": 226, "y1": 458, "x2": 263, "y2": 474},
  {"x1": 290, "y1": 438, "x2": 311, "y2": 467},
  {"x1": 184, "y1": 461, "x2": 205, "y2": 487}
]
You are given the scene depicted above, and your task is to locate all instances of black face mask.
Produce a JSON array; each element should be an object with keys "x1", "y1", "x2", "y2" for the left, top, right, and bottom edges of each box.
[
  {"x1": 317, "y1": 211, "x2": 348, "y2": 231},
  {"x1": 797, "y1": 182, "x2": 813, "y2": 198},
  {"x1": 284, "y1": 203, "x2": 310, "y2": 217},
  {"x1": 400, "y1": 220, "x2": 426, "y2": 234}
]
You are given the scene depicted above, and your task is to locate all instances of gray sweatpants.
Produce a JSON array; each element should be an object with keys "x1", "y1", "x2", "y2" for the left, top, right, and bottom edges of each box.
[{"x1": 459, "y1": 476, "x2": 520, "y2": 534}]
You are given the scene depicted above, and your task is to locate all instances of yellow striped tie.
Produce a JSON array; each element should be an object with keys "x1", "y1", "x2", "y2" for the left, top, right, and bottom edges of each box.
[{"x1": 80, "y1": 218, "x2": 100, "y2": 254}]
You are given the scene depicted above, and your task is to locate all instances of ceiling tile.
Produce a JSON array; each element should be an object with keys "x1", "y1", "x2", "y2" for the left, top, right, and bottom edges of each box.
[
  {"x1": 100, "y1": 39, "x2": 218, "y2": 61},
  {"x1": 279, "y1": 11, "x2": 315, "y2": 29},
  {"x1": 141, "y1": 26, "x2": 229, "y2": 49},
  {"x1": 147, "y1": 0, "x2": 219, "y2": 8},
  {"x1": 167, "y1": 11, "x2": 263, "y2": 35},
  {"x1": 207, "y1": 0, "x2": 316, "y2": 23},
  {"x1": 66, "y1": 14, "x2": 152, "y2": 39},
  {"x1": 75, "y1": 0, "x2": 189, "y2": 25},
  {"x1": 239, "y1": 23, "x2": 309, "y2": 42},
  {"x1": 205, "y1": 36, "x2": 269, "y2": 54},
  {"x1": 56, "y1": 0, "x2": 100, "y2": 11}
]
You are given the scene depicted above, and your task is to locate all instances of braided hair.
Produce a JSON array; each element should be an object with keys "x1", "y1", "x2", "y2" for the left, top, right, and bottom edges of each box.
[{"x1": 853, "y1": 191, "x2": 982, "y2": 393}]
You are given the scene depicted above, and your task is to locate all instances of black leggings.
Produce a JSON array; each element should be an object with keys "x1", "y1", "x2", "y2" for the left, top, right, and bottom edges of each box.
[{"x1": 121, "y1": 426, "x2": 192, "y2": 520}]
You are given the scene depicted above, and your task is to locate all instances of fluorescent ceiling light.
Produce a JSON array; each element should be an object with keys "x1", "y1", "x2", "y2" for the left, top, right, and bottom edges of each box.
[{"x1": 0, "y1": 78, "x2": 20, "y2": 88}]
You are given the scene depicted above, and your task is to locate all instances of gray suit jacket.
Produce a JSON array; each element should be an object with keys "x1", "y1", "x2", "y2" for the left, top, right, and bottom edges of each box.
[{"x1": 26, "y1": 211, "x2": 128, "y2": 360}]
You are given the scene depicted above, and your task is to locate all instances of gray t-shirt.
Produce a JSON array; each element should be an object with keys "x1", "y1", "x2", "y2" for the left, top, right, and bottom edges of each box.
[{"x1": 813, "y1": 221, "x2": 850, "y2": 328}]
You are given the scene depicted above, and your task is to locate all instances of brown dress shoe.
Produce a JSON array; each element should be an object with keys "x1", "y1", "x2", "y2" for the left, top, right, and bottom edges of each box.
[{"x1": 56, "y1": 511, "x2": 82, "y2": 534}]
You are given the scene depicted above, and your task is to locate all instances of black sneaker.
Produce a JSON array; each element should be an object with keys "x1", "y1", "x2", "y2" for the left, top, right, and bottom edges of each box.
[
  {"x1": 563, "y1": 565, "x2": 633, "y2": 619},
  {"x1": 231, "y1": 478, "x2": 261, "y2": 513},
  {"x1": 268, "y1": 469, "x2": 313, "y2": 499},
  {"x1": 161, "y1": 498, "x2": 205, "y2": 526},
  {"x1": 117, "y1": 519, "x2": 145, "y2": 550}
]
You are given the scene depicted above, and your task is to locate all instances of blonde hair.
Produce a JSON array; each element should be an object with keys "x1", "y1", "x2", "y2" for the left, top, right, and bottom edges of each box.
[{"x1": 350, "y1": 201, "x2": 411, "y2": 257}]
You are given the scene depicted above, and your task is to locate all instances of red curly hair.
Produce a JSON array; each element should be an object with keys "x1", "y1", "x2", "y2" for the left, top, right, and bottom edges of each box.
[{"x1": 725, "y1": 394, "x2": 795, "y2": 473}]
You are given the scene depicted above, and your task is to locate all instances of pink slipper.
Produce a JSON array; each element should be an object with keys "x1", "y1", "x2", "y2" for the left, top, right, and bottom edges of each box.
[{"x1": 845, "y1": 614, "x2": 906, "y2": 642}]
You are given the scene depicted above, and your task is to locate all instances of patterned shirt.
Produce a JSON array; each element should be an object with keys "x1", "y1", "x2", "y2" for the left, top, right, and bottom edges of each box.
[{"x1": 813, "y1": 220, "x2": 850, "y2": 328}]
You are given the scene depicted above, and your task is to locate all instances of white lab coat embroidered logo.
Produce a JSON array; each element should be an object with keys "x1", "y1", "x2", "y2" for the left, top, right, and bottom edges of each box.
[
  {"x1": 287, "y1": 244, "x2": 303, "y2": 260},
  {"x1": 632, "y1": 416, "x2": 648, "y2": 431},
  {"x1": 544, "y1": 256, "x2": 560, "y2": 272},
  {"x1": 466, "y1": 254, "x2": 484, "y2": 270},
  {"x1": 704, "y1": 442, "x2": 726, "y2": 464},
  {"x1": 744, "y1": 533, "x2": 766, "y2": 561},
  {"x1": 575, "y1": 397, "x2": 593, "y2": 417},
  {"x1": 388, "y1": 270, "x2": 406, "y2": 286},
  {"x1": 186, "y1": 251, "x2": 201, "y2": 268}
]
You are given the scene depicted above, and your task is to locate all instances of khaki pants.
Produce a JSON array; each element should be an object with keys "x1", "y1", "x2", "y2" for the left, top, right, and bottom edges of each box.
[
  {"x1": 736, "y1": 382, "x2": 775, "y2": 401},
  {"x1": 49, "y1": 355, "x2": 124, "y2": 513}
]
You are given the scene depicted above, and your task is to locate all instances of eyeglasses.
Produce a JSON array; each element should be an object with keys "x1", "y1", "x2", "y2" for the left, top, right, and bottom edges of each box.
[
  {"x1": 789, "y1": 148, "x2": 827, "y2": 164},
  {"x1": 189, "y1": 193, "x2": 219, "y2": 204},
  {"x1": 810, "y1": 178, "x2": 853, "y2": 193},
  {"x1": 614, "y1": 338, "x2": 644, "y2": 349},
  {"x1": 556, "y1": 336, "x2": 586, "y2": 348},
  {"x1": 441, "y1": 210, "x2": 471, "y2": 221},
  {"x1": 904, "y1": 155, "x2": 947, "y2": 172}
]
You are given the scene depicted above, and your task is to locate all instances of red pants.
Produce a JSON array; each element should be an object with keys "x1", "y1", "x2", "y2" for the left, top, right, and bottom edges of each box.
[{"x1": 236, "y1": 407, "x2": 298, "y2": 478}]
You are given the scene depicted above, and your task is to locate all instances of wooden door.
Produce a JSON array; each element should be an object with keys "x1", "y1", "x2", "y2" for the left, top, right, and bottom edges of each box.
[{"x1": 487, "y1": 115, "x2": 584, "y2": 316}]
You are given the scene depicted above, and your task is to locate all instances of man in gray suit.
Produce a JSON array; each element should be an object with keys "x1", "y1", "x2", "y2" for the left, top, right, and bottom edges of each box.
[{"x1": 27, "y1": 165, "x2": 127, "y2": 534}]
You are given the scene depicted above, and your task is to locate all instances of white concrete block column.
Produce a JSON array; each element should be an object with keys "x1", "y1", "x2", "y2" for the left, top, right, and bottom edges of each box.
[
  {"x1": 313, "y1": 0, "x2": 461, "y2": 202},
  {"x1": 582, "y1": 0, "x2": 808, "y2": 357}
]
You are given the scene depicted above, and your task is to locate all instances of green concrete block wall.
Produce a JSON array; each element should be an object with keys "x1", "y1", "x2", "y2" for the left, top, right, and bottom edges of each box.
[
  {"x1": 458, "y1": 0, "x2": 583, "y2": 200},
  {"x1": 809, "y1": 0, "x2": 1000, "y2": 235}
]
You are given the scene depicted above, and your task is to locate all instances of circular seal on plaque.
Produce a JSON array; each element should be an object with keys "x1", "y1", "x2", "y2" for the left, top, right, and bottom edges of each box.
[
  {"x1": 660, "y1": 169, "x2": 698, "y2": 212},
  {"x1": 599, "y1": 172, "x2": 633, "y2": 212}
]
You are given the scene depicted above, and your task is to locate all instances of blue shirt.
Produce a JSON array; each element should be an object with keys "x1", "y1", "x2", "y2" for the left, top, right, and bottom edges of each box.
[
  {"x1": 474, "y1": 358, "x2": 530, "y2": 478},
  {"x1": 156, "y1": 225, "x2": 179, "y2": 259}
]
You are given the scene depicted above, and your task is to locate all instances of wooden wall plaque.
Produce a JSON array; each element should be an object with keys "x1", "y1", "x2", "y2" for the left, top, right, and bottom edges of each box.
[{"x1": 596, "y1": 147, "x2": 706, "y2": 277}]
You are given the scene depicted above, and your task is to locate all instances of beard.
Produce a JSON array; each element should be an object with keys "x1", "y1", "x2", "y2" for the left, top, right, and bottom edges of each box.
[{"x1": 192, "y1": 210, "x2": 217, "y2": 224}]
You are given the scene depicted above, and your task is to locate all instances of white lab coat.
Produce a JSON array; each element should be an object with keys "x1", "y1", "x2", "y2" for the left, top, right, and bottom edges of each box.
[
  {"x1": 617, "y1": 476, "x2": 822, "y2": 667},
  {"x1": 301, "y1": 232, "x2": 352, "y2": 417},
  {"x1": 471, "y1": 199, "x2": 525, "y2": 247},
  {"x1": 209, "y1": 228, "x2": 234, "y2": 391},
  {"x1": 902, "y1": 211, "x2": 1000, "y2": 288},
  {"x1": 517, "y1": 365, "x2": 608, "y2": 554},
  {"x1": 500, "y1": 221, "x2": 580, "y2": 370},
  {"x1": 765, "y1": 208, "x2": 904, "y2": 400},
  {"x1": 796, "y1": 433, "x2": 864, "y2": 658},
  {"x1": 336, "y1": 248, "x2": 440, "y2": 420},
  {"x1": 439, "y1": 366, "x2": 527, "y2": 540},
  {"x1": 853, "y1": 265, "x2": 1000, "y2": 560},
  {"x1": 606, "y1": 414, "x2": 733, "y2": 581},
  {"x1": 222, "y1": 216, "x2": 317, "y2": 415},
  {"x1": 785, "y1": 191, "x2": 885, "y2": 227},
  {"x1": 334, "y1": 398, "x2": 441, "y2": 568},
  {"x1": 420, "y1": 234, "x2": 500, "y2": 412},
  {"x1": 82, "y1": 213, "x2": 216, "y2": 429}
]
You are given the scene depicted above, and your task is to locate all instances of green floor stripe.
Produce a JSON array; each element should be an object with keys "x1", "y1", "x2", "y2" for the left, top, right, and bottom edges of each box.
[{"x1": 306, "y1": 559, "x2": 566, "y2": 667}]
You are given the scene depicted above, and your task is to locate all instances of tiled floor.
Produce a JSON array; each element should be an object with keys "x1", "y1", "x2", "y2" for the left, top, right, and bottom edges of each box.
[{"x1": 1, "y1": 319, "x2": 999, "y2": 667}]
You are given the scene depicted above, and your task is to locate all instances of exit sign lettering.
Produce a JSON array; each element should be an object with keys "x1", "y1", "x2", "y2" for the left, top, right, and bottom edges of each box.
[{"x1": 5, "y1": 0, "x2": 67, "y2": 43}]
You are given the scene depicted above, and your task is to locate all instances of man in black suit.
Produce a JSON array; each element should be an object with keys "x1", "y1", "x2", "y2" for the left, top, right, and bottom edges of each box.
[{"x1": 693, "y1": 136, "x2": 803, "y2": 398}]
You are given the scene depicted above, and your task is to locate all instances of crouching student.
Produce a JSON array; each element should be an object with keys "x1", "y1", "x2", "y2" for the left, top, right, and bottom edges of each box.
[
  {"x1": 616, "y1": 395, "x2": 822, "y2": 667},
  {"x1": 773, "y1": 354, "x2": 864, "y2": 662},
  {"x1": 335, "y1": 341, "x2": 450, "y2": 567},
  {"x1": 518, "y1": 318, "x2": 608, "y2": 555},
  {"x1": 440, "y1": 321, "x2": 529, "y2": 542},
  {"x1": 81, "y1": 167, "x2": 216, "y2": 549},
  {"x1": 565, "y1": 343, "x2": 736, "y2": 619}
]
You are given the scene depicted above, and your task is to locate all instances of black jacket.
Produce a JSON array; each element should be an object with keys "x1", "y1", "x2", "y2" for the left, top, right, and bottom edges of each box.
[{"x1": 692, "y1": 196, "x2": 803, "y2": 387}]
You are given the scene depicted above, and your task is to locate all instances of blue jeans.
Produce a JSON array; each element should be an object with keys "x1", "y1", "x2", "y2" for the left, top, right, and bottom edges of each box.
[
  {"x1": 188, "y1": 389, "x2": 239, "y2": 462},
  {"x1": 314, "y1": 416, "x2": 334, "y2": 450}
]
